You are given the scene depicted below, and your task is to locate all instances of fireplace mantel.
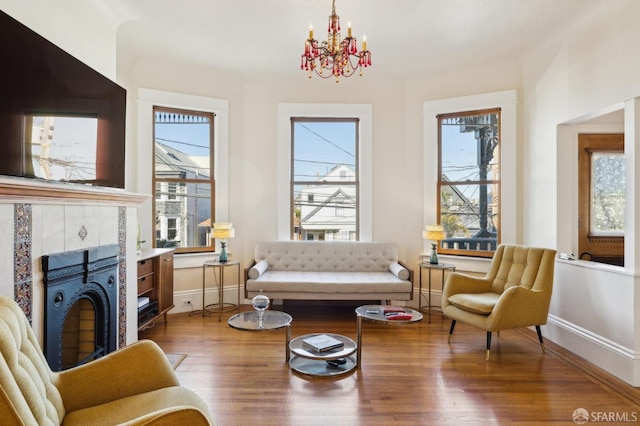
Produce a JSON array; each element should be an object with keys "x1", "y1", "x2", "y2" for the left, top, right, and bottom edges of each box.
[
  {"x1": 0, "y1": 175, "x2": 148, "y2": 349},
  {"x1": 0, "y1": 176, "x2": 149, "y2": 206}
]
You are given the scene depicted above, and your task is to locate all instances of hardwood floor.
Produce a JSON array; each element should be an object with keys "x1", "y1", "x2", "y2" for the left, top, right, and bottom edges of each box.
[{"x1": 140, "y1": 302, "x2": 640, "y2": 425}]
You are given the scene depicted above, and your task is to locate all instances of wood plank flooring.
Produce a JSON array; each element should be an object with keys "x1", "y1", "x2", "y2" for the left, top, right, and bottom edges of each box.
[{"x1": 140, "y1": 302, "x2": 640, "y2": 425}]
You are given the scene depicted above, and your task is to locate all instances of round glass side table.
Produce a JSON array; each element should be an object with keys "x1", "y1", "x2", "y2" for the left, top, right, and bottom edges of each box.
[
  {"x1": 228, "y1": 310, "x2": 293, "y2": 361},
  {"x1": 355, "y1": 305, "x2": 423, "y2": 367},
  {"x1": 289, "y1": 333, "x2": 357, "y2": 378},
  {"x1": 191, "y1": 260, "x2": 241, "y2": 321}
]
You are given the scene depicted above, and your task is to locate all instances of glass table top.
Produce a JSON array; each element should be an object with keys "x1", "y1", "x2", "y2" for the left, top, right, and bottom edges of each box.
[
  {"x1": 228, "y1": 310, "x2": 292, "y2": 331},
  {"x1": 355, "y1": 305, "x2": 423, "y2": 324}
]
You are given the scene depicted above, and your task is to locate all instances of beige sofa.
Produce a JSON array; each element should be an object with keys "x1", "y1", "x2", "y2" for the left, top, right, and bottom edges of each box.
[
  {"x1": 245, "y1": 241, "x2": 413, "y2": 302},
  {"x1": 0, "y1": 296, "x2": 215, "y2": 425}
]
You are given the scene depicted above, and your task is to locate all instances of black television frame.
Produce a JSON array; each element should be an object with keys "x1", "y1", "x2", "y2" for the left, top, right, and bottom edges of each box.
[{"x1": 0, "y1": 10, "x2": 126, "y2": 189}]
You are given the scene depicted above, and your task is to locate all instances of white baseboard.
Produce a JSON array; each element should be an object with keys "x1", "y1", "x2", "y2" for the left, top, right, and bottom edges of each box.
[
  {"x1": 171, "y1": 286, "x2": 245, "y2": 314},
  {"x1": 410, "y1": 287, "x2": 441, "y2": 311},
  {"x1": 545, "y1": 314, "x2": 640, "y2": 386}
]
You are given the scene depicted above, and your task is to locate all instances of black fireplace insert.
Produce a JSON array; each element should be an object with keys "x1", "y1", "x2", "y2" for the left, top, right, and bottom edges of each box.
[{"x1": 42, "y1": 244, "x2": 119, "y2": 371}]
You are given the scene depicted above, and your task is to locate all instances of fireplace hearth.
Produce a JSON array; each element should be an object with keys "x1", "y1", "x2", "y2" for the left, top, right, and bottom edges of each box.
[{"x1": 42, "y1": 244, "x2": 119, "y2": 371}]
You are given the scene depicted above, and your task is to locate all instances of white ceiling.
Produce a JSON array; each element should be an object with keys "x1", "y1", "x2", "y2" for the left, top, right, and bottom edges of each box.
[{"x1": 109, "y1": 0, "x2": 607, "y2": 78}]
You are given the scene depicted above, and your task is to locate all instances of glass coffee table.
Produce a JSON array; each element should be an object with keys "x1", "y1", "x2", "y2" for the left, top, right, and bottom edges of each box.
[
  {"x1": 289, "y1": 333, "x2": 357, "y2": 378},
  {"x1": 355, "y1": 305, "x2": 423, "y2": 367},
  {"x1": 228, "y1": 310, "x2": 293, "y2": 361}
]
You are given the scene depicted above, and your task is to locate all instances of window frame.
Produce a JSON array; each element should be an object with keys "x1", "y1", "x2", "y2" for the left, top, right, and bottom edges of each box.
[
  {"x1": 137, "y1": 89, "x2": 230, "y2": 262},
  {"x1": 278, "y1": 103, "x2": 372, "y2": 241},
  {"x1": 152, "y1": 106, "x2": 215, "y2": 254},
  {"x1": 437, "y1": 108, "x2": 501, "y2": 258},
  {"x1": 290, "y1": 117, "x2": 360, "y2": 241},
  {"x1": 423, "y1": 90, "x2": 517, "y2": 260},
  {"x1": 577, "y1": 133, "x2": 624, "y2": 263}
]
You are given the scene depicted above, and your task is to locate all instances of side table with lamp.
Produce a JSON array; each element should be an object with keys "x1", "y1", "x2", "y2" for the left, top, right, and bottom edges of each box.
[
  {"x1": 191, "y1": 222, "x2": 240, "y2": 321},
  {"x1": 421, "y1": 224, "x2": 456, "y2": 323}
]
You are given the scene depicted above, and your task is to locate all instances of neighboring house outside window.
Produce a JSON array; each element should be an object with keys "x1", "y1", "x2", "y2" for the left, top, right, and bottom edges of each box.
[
  {"x1": 437, "y1": 108, "x2": 501, "y2": 258},
  {"x1": 153, "y1": 106, "x2": 215, "y2": 253},
  {"x1": 291, "y1": 118, "x2": 359, "y2": 241}
]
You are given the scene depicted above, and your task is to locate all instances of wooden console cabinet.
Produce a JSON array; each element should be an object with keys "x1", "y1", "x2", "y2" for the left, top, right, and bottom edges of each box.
[{"x1": 137, "y1": 248, "x2": 175, "y2": 331}]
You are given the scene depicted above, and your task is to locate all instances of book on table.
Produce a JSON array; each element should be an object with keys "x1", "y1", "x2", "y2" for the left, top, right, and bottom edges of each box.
[
  {"x1": 382, "y1": 306, "x2": 405, "y2": 314},
  {"x1": 302, "y1": 334, "x2": 344, "y2": 352}
]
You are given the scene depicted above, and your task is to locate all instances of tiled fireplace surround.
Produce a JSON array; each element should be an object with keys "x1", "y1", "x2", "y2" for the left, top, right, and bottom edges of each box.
[{"x1": 0, "y1": 178, "x2": 146, "y2": 350}]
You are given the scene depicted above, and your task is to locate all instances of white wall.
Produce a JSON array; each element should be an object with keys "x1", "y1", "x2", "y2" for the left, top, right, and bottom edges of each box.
[
  {"x1": 0, "y1": 0, "x2": 119, "y2": 80},
  {"x1": 521, "y1": 1, "x2": 640, "y2": 385}
]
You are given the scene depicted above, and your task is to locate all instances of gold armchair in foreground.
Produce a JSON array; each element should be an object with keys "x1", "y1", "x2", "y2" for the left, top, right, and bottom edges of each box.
[{"x1": 0, "y1": 296, "x2": 215, "y2": 425}]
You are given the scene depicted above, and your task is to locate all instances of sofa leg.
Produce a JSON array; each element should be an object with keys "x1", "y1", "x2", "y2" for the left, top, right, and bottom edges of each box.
[
  {"x1": 486, "y1": 331, "x2": 492, "y2": 360},
  {"x1": 535, "y1": 325, "x2": 546, "y2": 354},
  {"x1": 448, "y1": 320, "x2": 456, "y2": 343}
]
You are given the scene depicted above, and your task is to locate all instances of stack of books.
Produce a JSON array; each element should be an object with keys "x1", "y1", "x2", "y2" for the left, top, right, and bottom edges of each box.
[
  {"x1": 302, "y1": 334, "x2": 344, "y2": 353},
  {"x1": 138, "y1": 296, "x2": 150, "y2": 309}
]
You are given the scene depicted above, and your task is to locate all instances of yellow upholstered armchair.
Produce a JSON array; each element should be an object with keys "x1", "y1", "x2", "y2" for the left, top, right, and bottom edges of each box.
[
  {"x1": 0, "y1": 296, "x2": 215, "y2": 425},
  {"x1": 442, "y1": 244, "x2": 556, "y2": 360}
]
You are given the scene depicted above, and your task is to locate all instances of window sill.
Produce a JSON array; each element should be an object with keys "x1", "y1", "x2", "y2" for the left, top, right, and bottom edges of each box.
[
  {"x1": 421, "y1": 253, "x2": 492, "y2": 274},
  {"x1": 556, "y1": 257, "x2": 628, "y2": 275},
  {"x1": 174, "y1": 251, "x2": 229, "y2": 269}
]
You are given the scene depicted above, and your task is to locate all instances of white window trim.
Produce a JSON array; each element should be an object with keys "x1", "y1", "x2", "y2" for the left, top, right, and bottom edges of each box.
[
  {"x1": 278, "y1": 103, "x2": 373, "y2": 241},
  {"x1": 423, "y1": 90, "x2": 517, "y2": 256},
  {"x1": 136, "y1": 88, "x2": 230, "y2": 267}
]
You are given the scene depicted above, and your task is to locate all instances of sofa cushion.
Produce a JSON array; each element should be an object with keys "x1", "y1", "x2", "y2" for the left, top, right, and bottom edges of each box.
[
  {"x1": 249, "y1": 260, "x2": 269, "y2": 280},
  {"x1": 388, "y1": 262, "x2": 410, "y2": 280},
  {"x1": 247, "y1": 260, "x2": 269, "y2": 279},
  {"x1": 448, "y1": 292, "x2": 500, "y2": 315},
  {"x1": 247, "y1": 271, "x2": 412, "y2": 294}
]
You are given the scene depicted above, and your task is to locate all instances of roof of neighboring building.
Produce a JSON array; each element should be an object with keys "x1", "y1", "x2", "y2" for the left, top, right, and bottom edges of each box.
[{"x1": 155, "y1": 141, "x2": 210, "y2": 179}]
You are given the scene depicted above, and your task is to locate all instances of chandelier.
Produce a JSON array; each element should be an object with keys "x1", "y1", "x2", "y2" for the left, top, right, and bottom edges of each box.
[{"x1": 300, "y1": 0, "x2": 372, "y2": 82}]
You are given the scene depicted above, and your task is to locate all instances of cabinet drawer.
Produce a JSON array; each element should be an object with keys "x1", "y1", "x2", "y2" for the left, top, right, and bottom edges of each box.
[
  {"x1": 137, "y1": 274, "x2": 154, "y2": 295},
  {"x1": 137, "y1": 259, "x2": 153, "y2": 277}
]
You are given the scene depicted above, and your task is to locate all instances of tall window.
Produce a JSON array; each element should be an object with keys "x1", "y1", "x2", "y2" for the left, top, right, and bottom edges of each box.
[
  {"x1": 153, "y1": 106, "x2": 215, "y2": 253},
  {"x1": 437, "y1": 109, "x2": 501, "y2": 257},
  {"x1": 578, "y1": 134, "x2": 624, "y2": 265},
  {"x1": 291, "y1": 118, "x2": 359, "y2": 241}
]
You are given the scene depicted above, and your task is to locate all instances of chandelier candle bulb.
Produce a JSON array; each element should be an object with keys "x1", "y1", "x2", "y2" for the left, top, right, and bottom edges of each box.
[
  {"x1": 362, "y1": 35, "x2": 366, "y2": 51},
  {"x1": 309, "y1": 25, "x2": 313, "y2": 39},
  {"x1": 347, "y1": 22, "x2": 352, "y2": 37}
]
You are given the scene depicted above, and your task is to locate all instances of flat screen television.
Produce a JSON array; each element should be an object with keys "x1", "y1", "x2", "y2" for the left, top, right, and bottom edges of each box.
[{"x1": 0, "y1": 10, "x2": 126, "y2": 189}]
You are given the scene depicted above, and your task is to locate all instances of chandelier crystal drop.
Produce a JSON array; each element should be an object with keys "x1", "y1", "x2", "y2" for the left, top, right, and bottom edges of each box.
[{"x1": 300, "y1": 0, "x2": 372, "y2": 82}]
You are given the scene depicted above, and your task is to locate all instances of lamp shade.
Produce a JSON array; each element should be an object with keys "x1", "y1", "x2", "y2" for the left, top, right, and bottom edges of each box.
[
  {"x1": 424, "y1": 224, "x2": 445, "y2": 241},
  {"x1": 212, "y1": 222, "x2": 235, "y2": 239}
]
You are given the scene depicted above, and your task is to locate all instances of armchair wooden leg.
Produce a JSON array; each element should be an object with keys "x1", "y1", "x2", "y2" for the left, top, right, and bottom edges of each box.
[
  {"x1": 448, "y1": 320, "x2": 456, "y2": 343},
  {"x1": 486, "y1": 331, "x2": 492, "y2": 360},
  {"x1": 535, "y1": 325, "x2": 546, "y2": 354}
]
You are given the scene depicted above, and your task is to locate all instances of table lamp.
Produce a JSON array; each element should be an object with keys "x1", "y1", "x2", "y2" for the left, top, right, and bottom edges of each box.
[
  {"x1": 424, "y1": 224, "x2": 445, "y2": 265},
  {"x1": 212, "y1": 222, "x2": 235, "y2": 263}
]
